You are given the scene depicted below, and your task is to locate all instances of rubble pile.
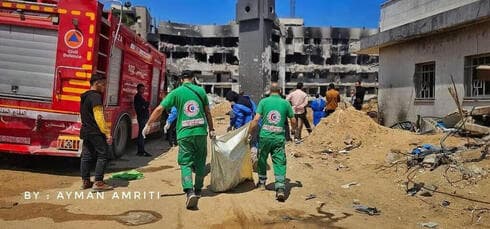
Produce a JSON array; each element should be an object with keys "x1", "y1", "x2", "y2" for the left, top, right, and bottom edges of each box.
[{"x1": 302, "y1": 106, "x2": 414, "y2": 152}]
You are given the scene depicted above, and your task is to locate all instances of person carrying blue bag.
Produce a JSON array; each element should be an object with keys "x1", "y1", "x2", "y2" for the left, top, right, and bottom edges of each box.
[
  {"x1": 225, "y1": 91, "x2": 256, "y2": 131},
  {"x1": 310, "y1": 94, "x2": 326, "y2": 126}
]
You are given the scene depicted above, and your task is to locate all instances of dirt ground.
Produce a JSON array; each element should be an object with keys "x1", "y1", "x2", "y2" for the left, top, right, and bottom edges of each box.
[{"x1": 0, "y1": 104, "x2": 489, "y2": 228}]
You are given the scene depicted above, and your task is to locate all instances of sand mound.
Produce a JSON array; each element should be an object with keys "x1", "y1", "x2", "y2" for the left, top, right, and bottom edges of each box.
[
  {"x1": 302, "y1": 107, "x2": 415, "y2": 152},
  {"x1": 211, "y1": 101, "x2": 231, "y2": 117}
]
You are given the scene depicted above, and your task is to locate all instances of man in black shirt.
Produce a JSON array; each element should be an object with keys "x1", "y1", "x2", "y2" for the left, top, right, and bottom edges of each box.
[
  {"x1": 80, "y1": 74, "x2": 113, "y2": 192},
  {"x1": 354, "y1": 80, "x2": 366, "y2": 110},
  {"x1": 134, "y1": 84, "x2": 151, "y2": 157}
]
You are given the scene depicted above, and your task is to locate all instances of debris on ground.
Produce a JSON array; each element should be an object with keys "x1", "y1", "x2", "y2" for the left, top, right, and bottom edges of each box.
[
  {"x1": 406, "y1": 182, "x2": 425, "y2": 196},
  {"x1": 441, "y1": 200, "x2": 450, "y2": 207},
  {"x1": 111, "y1": 170, "x2": 144, "y2": 180},
  {"x1": 305, "y1": 194, "x2": 317, "y2": 200},
  {"x1": 341, "y1": 182, "x2": 360, "y2": 189},
  {"x1": 354, "y1": 205, "x2": 380, "y2": 216},
  {"x1": 418, "y1": 184, "x2": 437, "y2": 197},
  {"x1": 420, "y1": 222, "x2": 439, "y2": 228}
]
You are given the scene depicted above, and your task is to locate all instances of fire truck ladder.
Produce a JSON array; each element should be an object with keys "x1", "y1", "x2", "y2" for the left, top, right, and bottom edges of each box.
[{"x1": 96, "y1": 19, "x2": 111, "y2": 77}]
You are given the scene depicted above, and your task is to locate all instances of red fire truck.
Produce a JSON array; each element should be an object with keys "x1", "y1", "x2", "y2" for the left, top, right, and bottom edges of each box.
[{"x1": 0, "y1": 0, "x2": 166, "y2": 158}]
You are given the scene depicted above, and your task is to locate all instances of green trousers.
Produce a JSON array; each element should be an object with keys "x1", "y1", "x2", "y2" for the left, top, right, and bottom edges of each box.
[
  {"x1": 257, "y1": 137, "x2": 286, "y2": 190},
  {"x1": 177, "y1": 135, "x2": 207, "y2": 191}
]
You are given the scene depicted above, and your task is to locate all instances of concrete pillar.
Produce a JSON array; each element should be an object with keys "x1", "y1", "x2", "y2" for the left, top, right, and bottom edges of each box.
[
  {"x1": 279, "y1": 28, "x2": 286, "y2": 94},
  {"x1": 236, "y1": 0, "x2": 276, "y2": 102}
]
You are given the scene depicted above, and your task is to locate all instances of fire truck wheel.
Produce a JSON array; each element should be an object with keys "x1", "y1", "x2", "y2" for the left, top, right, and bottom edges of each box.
[{"x1": 111, "y1": 118, "x2": 130, "y2": 159}]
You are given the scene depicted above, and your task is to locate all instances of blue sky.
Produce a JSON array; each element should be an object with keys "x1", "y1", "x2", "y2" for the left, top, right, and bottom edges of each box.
[{"x1": 126, "y1": 0, "x2": 385, "y2": 28}]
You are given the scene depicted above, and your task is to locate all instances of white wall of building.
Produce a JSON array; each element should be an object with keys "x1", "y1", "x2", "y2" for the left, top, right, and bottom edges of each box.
[
  {"x1": 380, "y1": 0, "x2": 479, "y2": 31},
  {"x1": 379, "y1": 20, "x2": 490, "y2": 126}
]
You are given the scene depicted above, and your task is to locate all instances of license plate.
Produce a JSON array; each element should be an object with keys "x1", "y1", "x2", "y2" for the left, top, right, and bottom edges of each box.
[{"x1": 0, "y1": 135, "x2": 31, "y2": 144}]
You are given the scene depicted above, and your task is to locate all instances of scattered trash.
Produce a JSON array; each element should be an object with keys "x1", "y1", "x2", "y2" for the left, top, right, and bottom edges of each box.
[
  {"x1": 341, "y1": 182, "x2": 360, "y2": 189},
  {"x1": 354, "y1": 205, "x2": 380, "y2": 216},
  {"x1": 344, "y1": 136, "x2": 353, "y2": 145},
  {"x1": 418, "y1": 184, "x2": 437, "y2": 197},
  {"x1": 407, "y1": 182, "x2": 424, "y2": 196},
  {"x1": 420, "y1": 222, "x2": 439, "y2": 228},
  {"x1": 305, "y1": 194, "x2": 317, "y2": 200},
  {"x1": 441, "y1": 200, "x2": 450, "y2": 207},
  {"x1": 336, "y1": 163, "x2": 349, "y2": 171},
  {"x1": 407, "y1": 144, "x2": 457, "y2": 170},
  {"x1": 422, "y1": 154, "x2": 437, "y2": 166},
  {"x1": 111, "y1": 170, "x2": 144, "y2": 180},
  {"x1": 321, "y1": 149, "x2": 334, "y2": 154},
  {"x1": 390, "y1": 121, "x2": 416, "y2": 132},
  {"x1": 406, "y1": 182, "x2": 438, "y2": 197},
  {"x1": 339, "y1": 150, "x2": 350, "y2": 154},
  {"x1": 411, "y1": 144, "x2": 441, "y2": 156}
]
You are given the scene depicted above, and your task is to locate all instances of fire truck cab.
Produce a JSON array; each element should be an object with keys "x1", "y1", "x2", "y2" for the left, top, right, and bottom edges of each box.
[{"x1": 0, "y1": 0, "x2": 166, "y2": 158}]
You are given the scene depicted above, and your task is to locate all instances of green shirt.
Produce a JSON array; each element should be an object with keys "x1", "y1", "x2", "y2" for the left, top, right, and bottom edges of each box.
[
  {"x1": 256, "y1": 94, "x2": 294, "y2": 140},
  {"x1": 160, "y1": 82, "x2": 209, "y2": 140}
]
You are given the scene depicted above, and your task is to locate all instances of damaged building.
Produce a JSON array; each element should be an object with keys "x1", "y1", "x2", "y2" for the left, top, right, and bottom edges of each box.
[
  {"x1": 151, "y1": 2, "x2": 379, "y2": 100},
  {"x1": 360, "y1": 0, "x2": 490, "y2": 126},
  {"x1": 280, "y1": 18, "x2": 378, "y2": 97},
  {"x1": 155, "y1": 21, "x2": 240, "y2": 96}
]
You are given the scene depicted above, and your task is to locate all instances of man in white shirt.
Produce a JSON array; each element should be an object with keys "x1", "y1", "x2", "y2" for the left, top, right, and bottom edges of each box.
[{"x1": 286, "y1": 82, "x2": 311, "y2": 144}]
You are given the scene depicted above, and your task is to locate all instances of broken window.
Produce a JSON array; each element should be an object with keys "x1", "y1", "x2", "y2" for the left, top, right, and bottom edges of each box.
[
  {"x1": 172, "y1": 52, "x2": 189, "y2": 59},
  {"x1": 310, "y1": 55, "x2": 324, "y2": 65},
  {"x1": 414, "y1": 62, "x2": 435, "y2": 99},
  {"x1": 341, "y1": 55, "x2": 354, "y2": 65},
  {"x1": 464, "y1": 54, "x2": 490, "y2": 98},
  {"x1": 223, "y1": 37, "x2": 239, "y2": 47},
  {"x1": 285, "y1": 54, "x2": 308, "y2": 65},
  {"x1": 272, "y1": 52, "x2": 280, "y2": 64},
  {"x1": 225, "y1": 53, "x2": 239, "y2": 65},
  {"x1": 209, "y1": 53, "x2": 223, "y2": 64},
  {"x1": 325, "y1": 56, "x2": 338, "y2": 65},
  {"x1": 195, "y1": 53, "x2": 207, "y2": 62}
]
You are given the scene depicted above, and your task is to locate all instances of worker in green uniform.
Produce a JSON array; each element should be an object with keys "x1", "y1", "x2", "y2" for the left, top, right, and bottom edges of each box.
[
  {"x1": 248, "y1": 83, "x2": 296, "y2": 202},
  {"x1": 143, "y1": 70, "x2": 215, "y2": 210}
]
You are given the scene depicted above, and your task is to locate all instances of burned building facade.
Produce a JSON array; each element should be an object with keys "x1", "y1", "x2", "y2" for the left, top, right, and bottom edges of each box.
[
  {"x1": 154, "y1": 3, "x2": 378, "y2": 100},
  {"x1": 156, "y1": 21, "x2": 240, "y2": 96},
  {"x1": 281, "y1": 19, "x2": 378, "y2": 97}
]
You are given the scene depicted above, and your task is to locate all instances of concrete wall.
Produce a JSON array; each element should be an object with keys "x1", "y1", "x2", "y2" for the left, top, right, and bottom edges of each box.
[
  {"x1": 380, "y1": 0, "x2": 479, "y2": 31},
  {"x1": 379, "y1": 20, "x2": 490, "y2": 126}
]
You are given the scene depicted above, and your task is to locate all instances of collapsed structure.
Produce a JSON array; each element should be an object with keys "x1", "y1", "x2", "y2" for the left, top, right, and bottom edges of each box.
[{"x1": 145, "y1": 0, "x2": 379, "y2": 101}]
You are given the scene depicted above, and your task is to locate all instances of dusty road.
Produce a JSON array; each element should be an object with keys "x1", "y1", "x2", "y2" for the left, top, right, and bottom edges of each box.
[{"x1": 0, "y1": 109, "x2": 489, "y2": 228}]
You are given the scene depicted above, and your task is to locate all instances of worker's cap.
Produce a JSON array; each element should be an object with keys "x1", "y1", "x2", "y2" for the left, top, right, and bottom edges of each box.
[
  {"x1": 178, "y1": 70, "x2": 194, "y2": 79},
  {"x1": 90, "y1": 73, "x2": 106, "y2": 84}
]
